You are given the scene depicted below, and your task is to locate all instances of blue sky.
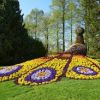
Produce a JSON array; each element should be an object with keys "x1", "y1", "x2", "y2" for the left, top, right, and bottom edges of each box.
[{"x1": 19, "y1": 0, "x2": 51, "y2": 17}]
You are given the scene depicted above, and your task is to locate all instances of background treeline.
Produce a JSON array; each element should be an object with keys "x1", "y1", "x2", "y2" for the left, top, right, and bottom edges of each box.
[
  {"x1": 0, "y1": 0, "x2": 99, "y2": 65},
  {"x1": 24, "y1": 0, "x2": 100, "y2": 57}
]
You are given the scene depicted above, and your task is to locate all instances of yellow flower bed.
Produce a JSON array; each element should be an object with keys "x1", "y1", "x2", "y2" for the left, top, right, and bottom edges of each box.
[
  {"x1": 0, "y1": 57, "x2": 50, "y2": 82},
  {"x1": 0, "y1": 53, "x2": 100, "y2": 86},
  {"x1": 66, "y1": 55, "x2": 100, "y2": 79},
  {"x1": 17, "y1": 58, "x2": 68, "y2": 85}
]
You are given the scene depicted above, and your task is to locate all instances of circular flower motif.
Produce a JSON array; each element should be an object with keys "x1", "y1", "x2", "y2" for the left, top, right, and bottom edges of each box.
[
  {"x1": 0, "y1": 65, "x2": 22, "y2": 77},
  {"x1": 73, "y1": 66, "x2": 97, "y2": 75},
  {"x1": 25, "y1": 67, "x2": 56, "y2": 83}
]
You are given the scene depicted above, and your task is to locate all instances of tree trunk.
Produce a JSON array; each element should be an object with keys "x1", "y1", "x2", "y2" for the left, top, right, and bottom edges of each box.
[
  {"x1": 35, "y1": 12, "x2": 37, "y2": 39},
  {"x1": 56, "y1": 23, "x2": 59, "y2": 52},
  {"x1": 70, "y1": 9, "x2": 73, "y2": 45},
  {"x1": 46, "y1": 28, "x2": 49, "y2": 52},
  {"x1": 62, "y1": 1, "x2": 65, "y2": 52}
]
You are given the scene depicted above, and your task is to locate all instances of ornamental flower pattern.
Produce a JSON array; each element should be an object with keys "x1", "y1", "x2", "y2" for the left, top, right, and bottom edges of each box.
[
  {"x1": 16, "y1": 57, "x2": 68, "y2": 85},
  {"x1": 66, "y1": 55, "x2": 100, "y2": 79},
  {"x1": 0, "y1": 65, "x2": 22, "y2": 77},
  {"x1": 25, "y1": 67, "x2": 56, "y2": 83},
  {"x1": 0, "y1": 53, "x2": 100, "y2": 86},
  {"x1": 0, "y1": 57, "x2": 50, "y2": 82},
  {"x1": 73, "y1": 66, "x2": 97, "y2": 75}
]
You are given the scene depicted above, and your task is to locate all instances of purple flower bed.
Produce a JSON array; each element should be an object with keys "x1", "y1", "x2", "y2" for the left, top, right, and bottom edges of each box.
[
  {"x1": 25, "y1": 67, "x2": 56, "y2": 83},
  {"x1": 73, "y1": 66, "x2": 97, "y2": 75}
]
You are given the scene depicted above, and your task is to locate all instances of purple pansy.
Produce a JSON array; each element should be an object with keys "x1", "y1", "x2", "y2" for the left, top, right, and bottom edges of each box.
[
  {"x1": 25, "y1": 67, "x2": 56, "y2": 83},
  {"x1": 0, "y1": 65, "x2": 22, "y2": 77},
  {"x1": 73, "y1": 66, "x2": 97, "y2": 75}
]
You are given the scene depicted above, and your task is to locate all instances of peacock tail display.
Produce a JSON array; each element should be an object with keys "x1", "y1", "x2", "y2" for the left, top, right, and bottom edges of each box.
[{"x1": 0, "y1": 53, "x2": 100, "y2": 86}]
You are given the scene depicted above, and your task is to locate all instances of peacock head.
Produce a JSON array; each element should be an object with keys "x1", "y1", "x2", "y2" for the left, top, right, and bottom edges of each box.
[{"x1": 75, "y1": 26, "x2": 84, "y2": 36}]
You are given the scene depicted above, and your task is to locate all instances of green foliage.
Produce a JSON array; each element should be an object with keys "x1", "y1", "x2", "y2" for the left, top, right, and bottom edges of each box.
[
  {"x1": 80, "y1": 0, "x2": 100, "y2": 58},
  {"x1": 25, "y1": 10, "x2": 52, "y2": 52},
  {"x1": 24, "y1": 9, "x2": 44, "y2": 38},
  {"x1": 0, "y1": 0, "x2": 47, "y2": 65}
]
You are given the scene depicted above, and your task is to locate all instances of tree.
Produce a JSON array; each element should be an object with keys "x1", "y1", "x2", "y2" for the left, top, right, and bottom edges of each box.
[
  {"x1": 40, "y1": 14, "x2": 50, "y2": 52},
  {"x1": 67, "y1": 0, "x2": 77, "y2": 45},
  {"x1": 49, "y1": 11, "x2": 61, "y2": 52},
  {"x1": 0, "y1": 0, "x2": 47, "y2": 65},
  {"x1": 51, "y1": 0, "x2": 68, "y2": 52},
  {"x1": 80, "y1": 0, "x2": 100, "y2": 57},
  {"x1": 51, "y1": 0, "x2": 79, "y2": 51},
  {"x1": 25, "y1": 9, "x2": 44, "y2": 39}
]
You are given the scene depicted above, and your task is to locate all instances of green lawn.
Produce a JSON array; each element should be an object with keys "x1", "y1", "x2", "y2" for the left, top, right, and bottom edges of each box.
[{"x1": 0, "y1": 78, "x2": 100, "y2": 100}]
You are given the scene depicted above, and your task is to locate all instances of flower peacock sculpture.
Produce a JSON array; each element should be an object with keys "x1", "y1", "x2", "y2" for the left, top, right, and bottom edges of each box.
[{"x1": 0, "y1": 27, "x2": 100, "y2": 86}]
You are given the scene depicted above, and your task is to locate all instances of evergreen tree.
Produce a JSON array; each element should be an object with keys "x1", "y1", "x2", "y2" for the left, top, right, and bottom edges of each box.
[{"x1": 0, "y1": 0, "x2": 47, "y2": 65}]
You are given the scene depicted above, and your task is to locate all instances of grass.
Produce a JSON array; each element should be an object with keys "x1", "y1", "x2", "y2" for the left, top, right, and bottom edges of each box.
[
  {"x1": 0, "y1": 78, "x2": 100, "y2": 100},
  {"x1": 0, "y1": 58, "x2": 100, "y2": 100}
]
